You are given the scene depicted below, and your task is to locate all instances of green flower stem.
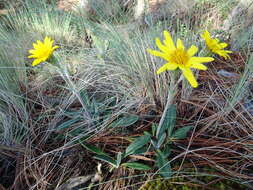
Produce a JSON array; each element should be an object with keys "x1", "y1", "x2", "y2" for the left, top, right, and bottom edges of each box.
[
  {"x1": 50, "y1": 55, "x2": 92, "y2": 125},
  {"x1": 62, "y1": 68, "x2": 92, "y2": 122},
  {"x1": 157, "y1": 72, "x2": 183, "y2": 133}
]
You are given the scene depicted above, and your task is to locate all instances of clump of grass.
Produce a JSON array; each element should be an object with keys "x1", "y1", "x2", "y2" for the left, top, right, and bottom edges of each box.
[
  {"x1": 16, "y1": 1, "x2": 74, "y2": 37},
  {"x1": 0, "y1": 48, "x2": 28, "y2": 144},
  {"x1": 85, "y1": 0, "x2": 134, "y2": 24},
  {"x1": 190, "y1": 0, "x2": 238, "y2": 30}
]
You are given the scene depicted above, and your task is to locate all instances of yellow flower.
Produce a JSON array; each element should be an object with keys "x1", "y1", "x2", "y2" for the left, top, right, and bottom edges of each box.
[
  {"x1": 147, "y1": 31, "x2": 214, "y2": 88},
  {"x1": 201, "y1": 30, "x2": 232, "y2": 60},
  {"x1": 28, "y1": 36, "x2": 59, "y2": 66}
]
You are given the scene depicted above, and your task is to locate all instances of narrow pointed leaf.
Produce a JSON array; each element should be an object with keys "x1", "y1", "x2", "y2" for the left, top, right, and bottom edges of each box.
[
  {"x1": 81, "y1": 143, "x2": 108, "y2": 156},
  {"x1": 151, "y1": 139, "x2": 158, "y2": 148},
  {"x1": 152, "y1": 123, "x2": 157, "y2": 136},
  {"x1": 80, "y1": 90, "x2": 90, "y2": 106},
  {"x1": 156, "y1": 150, "x2": 172, "y2": 178},
  {"x1": 111, "y1": 115, "x2": 139, "y2": 127},
  {"x1": 132, "y1": 146, "x2": 149, "y2": 155},
  {"x1": 172, "y1": 126, "x2": 193, "y2": 139},
  {"x1": 125, "y1": 133, "x2": 151, "y2": 157},
  {"x1": 156, "y1": 104, "x2": 176, "y2": 139},
  {"x1": 157, "y1": 133, "x2": 166, "y2": 149},
  {"x1": 116, "y1": 152, "x2": 122, "y2": 168},
  {"x1": 122, "y1": 162, "x2": 151, "y2": 170},
  {"x1": 93, "y1": 155, "x2": 117, "y2": 168},
  {"x1": 55, "y1": 118, "x2": 81, "y2": 131},
  {"x1": 163, "y1": 144, "x2": 171, "y2": 157}
]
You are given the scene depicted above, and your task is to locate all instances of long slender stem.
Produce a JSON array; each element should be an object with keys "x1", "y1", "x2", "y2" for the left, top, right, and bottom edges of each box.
[
  {"x1": 157, "y1": 74, "x2": 183, "y2": 135},
  {"x1": 61, "y1": 66, "x2": 92, "y2": 126}
]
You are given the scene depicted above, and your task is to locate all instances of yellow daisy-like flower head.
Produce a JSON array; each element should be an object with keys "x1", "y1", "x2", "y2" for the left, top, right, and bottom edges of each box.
[
  {"x1": 201, "y1": 30, "x2": 232, "y2": 60},
  {"x1": 28, "y1": 36, "x2": 59, "y2": 66},
  {"x1": 147, "y1": 30, "x2": 214, "y2": 88}
]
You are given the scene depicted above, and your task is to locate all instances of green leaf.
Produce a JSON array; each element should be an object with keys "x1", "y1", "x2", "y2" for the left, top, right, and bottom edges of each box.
[
  {"x1": 125, "y1": 133, "x2": 151, "y2": 157},
  {"x1": 80, "y1": 90, "x2": 90, "y2": 106},
  {"x1": 116, "y1": 152, "x2": 122, "y2": 168},
  {"x1": 172, "y1": 126, "x2": 193, "y2": 140},
  {"x1": 111, "y1": 115, "x2": 139, "y2": 128},
  {"x1": 157, "y1": 133, "x2": 166, "y2": 149},
  {"x1": 90, "y1": 98, "x2": 98, "y2": 114},
  {"x1": 81, "y1": 143, "x2": 108, "y2": 156},
  {"x1": 156, "y1": 104, "x2": 176, "y2": 139},
  {"x1": 150, "y1": 139, "x2": 157, "y2": 148},
  {"x1": 156, "y1": 150, "x2": 172, "y2": 178},
  {"x1": 122, "y1": 162, "x2": 151, "y2": 170},
  {"x1": 152, "y1": 123, "x2": 157, "y2": 136},
  {"x1": 163, "y1": 144, "x2": 171, "y2": 157},
  {"x1": 144, "y1": 131, "x2": 151, "y2": 136},
  {"x1": 132, "y1": 146, "x2": 149, "y2": 155},
  {"x1": 55, "y1": 118, "x2": 81, "y2": 131},
  {"x1": 63, "y1": 110, "x2": 83, "y2": 117},
  {"x1": 93, "y1": 155, "x2": 117, "y2": 168},
  {"x1": 90, "y1": 99, "x2": 101, "y2": 123}
]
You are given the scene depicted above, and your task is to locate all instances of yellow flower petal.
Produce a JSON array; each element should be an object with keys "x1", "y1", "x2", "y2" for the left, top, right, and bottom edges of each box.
[
  {"x1": 222, "y1": 55, "x2": 229, "y2": 60},
  {"x1": 201, "y1": 30, "x2": 211, "y2": 41},
  {"x1": 187, "y1": 45, "x2": 198, "y2": 57},
  {"x1": 216, "y1": 50, "x2": 232, "y2": 60},
  {"x1": 155, "y1": 38, "x2": 172, "y2": 54},
  {"x1": 28, "y1": 54, "x2": 36, "y2": 58},
  {"x1": 29, "y1": 49, "x2": 36, "y2": 54},
  {"x1": 37, "y1": 40, "x2": 43, "y2": 46},
  {"x1": 44, "y1": 36, "x2": 49, "y2": 43},
  {"x1": 176, "y1": 39, "x2": 184, "y2": 50},
  {"x1": 46, "y1": 37, "x2": 54, "y2": 48},
  {"x1": 147, "y1": 49, "x2": 170, "y2": 61},
  {"x1": 163, "y1": 31, "x2": 176, "y2": 51},
  {"x1": 157, "y1": 64, "x2": 169, "y2": 74},
  {"x1": 188, "y1": 57, "x2": 214, "y2": 64},
  {"x1": 226, "y1": 50, "x2": 232, "y2": 53},
  {"x1": 52, "y1": 45, "x2": 59, "y2": 51},
  {"x1": 181, "y1": 68, "x2": 198, "y2": 88},
  {"x1": 219, "y1": 43, "x2": 228, "y2": 49},
  {"x1": 49, "y1": 40, "x2": 54, "y2": 47},
  {"x1": 157, "y1": 63, "x2": 178, "y2": 74},
  {"x1": 214, "y1": 38, "x2": 220, "y2": 43},
  {"x1": 32, "y1": 58, "x2": 43, "y2": 66},
  {"x1": 190, "y1": 63, "x2": 207, "y2": 70},
  {"x1": 33, "y1": 43, "x2": 39, "y2": 49}
]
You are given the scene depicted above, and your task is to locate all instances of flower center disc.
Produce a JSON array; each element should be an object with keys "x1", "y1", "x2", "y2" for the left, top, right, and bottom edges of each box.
[
  {"x1": 39, "y1": 48, "x2": 51, "y2": 58},
  {"x1": 171, "y1": 49, "x2": 189, "y2": 66}
]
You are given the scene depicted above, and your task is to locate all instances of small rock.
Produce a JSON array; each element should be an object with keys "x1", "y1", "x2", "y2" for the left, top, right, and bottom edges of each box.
[
  {"x1": 56, "y1": 175, "x2": 93, "y2": 190},
  {"x1": 217, "y1": 69, "x2": 238, "y2": 78}
]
